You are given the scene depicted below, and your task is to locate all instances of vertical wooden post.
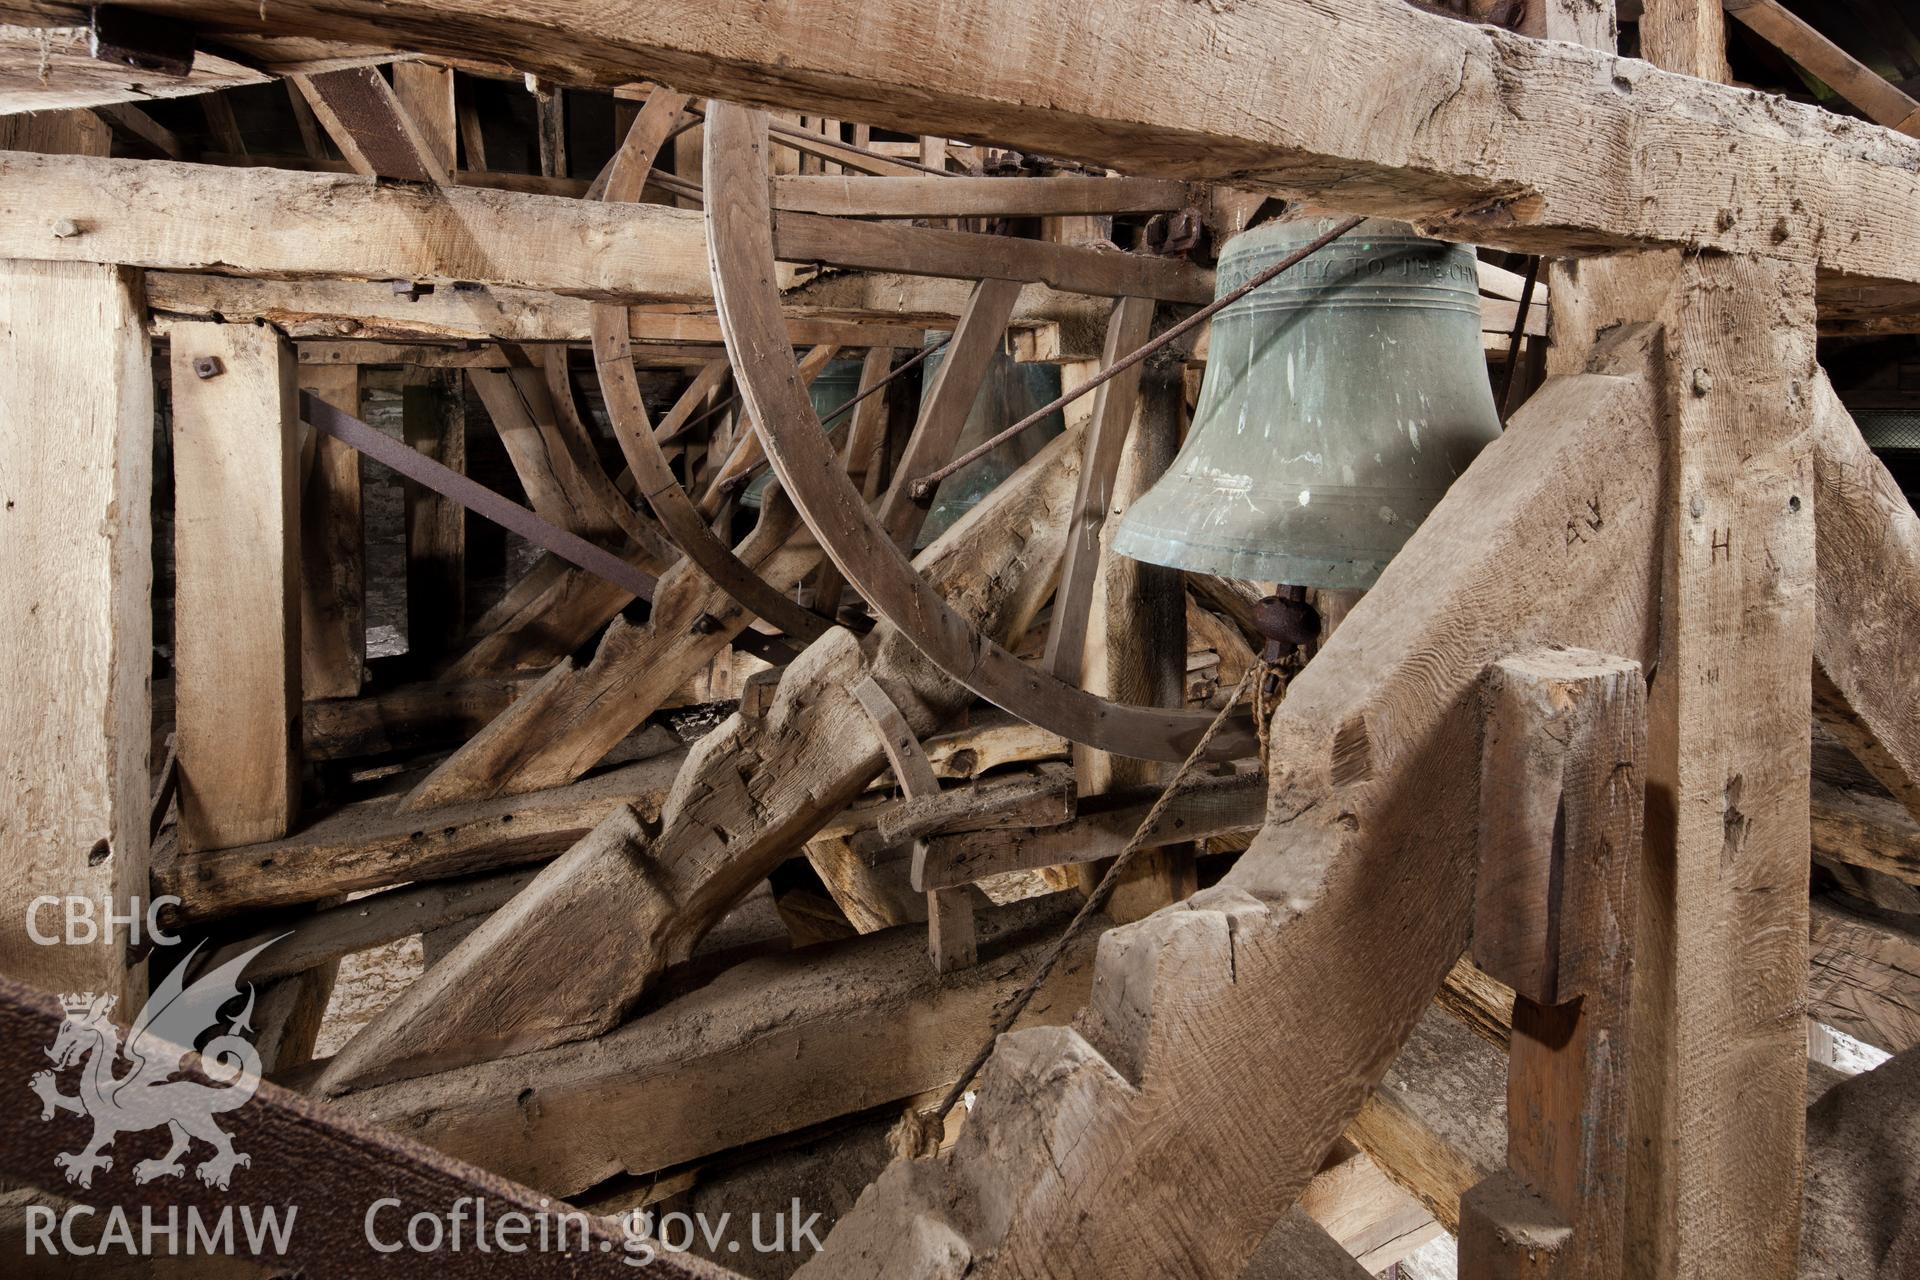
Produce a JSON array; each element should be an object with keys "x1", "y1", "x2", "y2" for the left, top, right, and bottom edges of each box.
[
  {"x1": 852, "y1": 675, "x2": 975, "y2": 972},
  {"x1": 1625, "y1": 252, "x2": 1816, "y2": 1279},
  {"x1": 1517, "y1": 0, "x2": 1616, "y2": 46},
  {"x1": 403, "y1": 370, "x2": 467, "y2": 659},
  {"x1": 297, "y1": 363, "x2": 364, "y2": 699},
  {"x1": 171, "y1": 322, "x2": 302, "y2": 852},
  {"x1": 808, "y1": 344, "x2": 894, "y2": 619},
  {"x1": 1086, "y1": 362, "x2": 1195, "y2": 922},
  {"x1": 1460, "y1": 648, "x2": 1644, "y2": 1280},
  {"x1": 0, "y1": 259, "x2": 151, "y2": 1006},
  {"x1": 1638, "y1": 0, "x2": 1731, "y2": 82}
]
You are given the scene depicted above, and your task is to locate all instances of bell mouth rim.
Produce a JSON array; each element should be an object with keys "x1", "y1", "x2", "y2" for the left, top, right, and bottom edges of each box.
[{"x1": 1108, "y1": 525, "x2": 1391, "y2": 591}]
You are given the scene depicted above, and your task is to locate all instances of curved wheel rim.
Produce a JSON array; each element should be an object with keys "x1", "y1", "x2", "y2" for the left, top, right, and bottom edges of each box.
[{"x1": 703, "y1": 102, "x2": 1253, "y2": 763}]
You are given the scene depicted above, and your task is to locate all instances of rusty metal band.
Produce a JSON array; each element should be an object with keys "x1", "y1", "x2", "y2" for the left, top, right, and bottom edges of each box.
[
  {"x1": 300, "y1": 393, "x2": 796, "y2": 665},
  {"x1": 0, "y1": 976, "x2": 723, "y2": 1277}
]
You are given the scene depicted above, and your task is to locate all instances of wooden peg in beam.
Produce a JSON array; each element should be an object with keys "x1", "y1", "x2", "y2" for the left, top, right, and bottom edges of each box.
[
  {"x1": 1460, "y1": 647, "x2": 1645, "y2": 1280},
  {"x1": 851, "y1": 675, "x2": 977, "y2": 972}
]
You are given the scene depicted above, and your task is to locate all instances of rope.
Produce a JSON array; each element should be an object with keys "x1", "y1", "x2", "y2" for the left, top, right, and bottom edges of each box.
[{"x1": 897, "y1": 660, "x2": 1283, "y2": 1157}]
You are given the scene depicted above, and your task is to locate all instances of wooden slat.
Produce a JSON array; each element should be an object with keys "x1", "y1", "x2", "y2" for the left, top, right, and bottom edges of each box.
[
  {"x1": 144, "y1": 270, "x2": 1086, "y2": 348},
  {"x1": 296, "y1": 363, "x2": 366, "y2": 699},
  {"x1": 155, "y1": 747, "x2": 687, "y2": 924},
  {"x1": 170, "y1": 322, "x2": 303, "y2": 853},
  {"x1": 1042, "y1": 295, "x2": 1156, "y2": 686},
  {"x1": 772, "y1": 174, "x2": 1196, "y2": 218},
  {"x1": 390, "y1": 60, "x2": 459, "y2": 173},
  {"x1": 773, "y1": 211, "x2": 1213, "y2": 304},
  {"x1": 874, "y1": 278, "x2": 1024, "y2": 547},
  {"x1": 0, "y1": 259, "x2": 151, "y2": 1008},
  {"x1": 401, "y1": 370, "x2": 467, "y2": 658},
  {"x1": 807, "y1": 343, "x2": 894, "y2": 617}
]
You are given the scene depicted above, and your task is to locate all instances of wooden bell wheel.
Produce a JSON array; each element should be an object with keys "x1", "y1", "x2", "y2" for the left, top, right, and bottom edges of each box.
[{"x1": 703, "y1": 101, "x2": 1256, "y2": 763}]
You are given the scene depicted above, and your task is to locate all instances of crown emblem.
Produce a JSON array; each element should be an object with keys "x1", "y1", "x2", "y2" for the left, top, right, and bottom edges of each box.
[{"x1": 58, "y1": 992, "x2": 111, "y2": 1016}]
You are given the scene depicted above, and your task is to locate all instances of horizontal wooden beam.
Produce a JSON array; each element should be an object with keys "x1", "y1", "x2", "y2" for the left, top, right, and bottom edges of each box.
[
  {"x1": 11, "y1": 0, "x2": 1917, "y2": 284},
  {"x1": 772, "y1": 173, "x2": 1197, "y2": 218},
  {"x1": 915, "y1": 767, "x2": 1264, "y2": 889},
  {"x1": 335, "y1": 893, "x2": 1103, "y2": 1196},
  {"x1": 155, "y1": 746, "x2": 687, "y2": 924},
  {"x1": 4, "y1": 152, "x2": 1211, "y2": 309},
  {"x1": 1, "y1": 152, "x2": 712, "y2": 300}
]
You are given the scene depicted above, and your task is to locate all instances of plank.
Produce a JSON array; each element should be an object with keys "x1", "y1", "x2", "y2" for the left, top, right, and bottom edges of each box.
[
  {"x1": 313, "y1": 413, "x2": 1087, "y2": 1092},
  {"x1": 1293, "y1": 1143, "x2": 1445, "y2": 1274},
  {"x1": 1061, "y1": 357, "x2": 1194, "y2": 917},
  {"x1": 296, "y1": 363, "x2": 366, "y2": 699},
  {"x1": 852, "y1": 674, "x2": 975, "y2": 971},
  {"x1": 773, "y1": 212, "x2": 1213, "y2": 304},
  {"x1": 170, "y1": 322, "x2": 303, "y2": 853},
  {"x1": 335, "y1": 894, "x2": 1102, "y2": 1195},
  {"x1": 1809, "y1": 374, "x2": 1920, "y2": 822},
  {"x1": 874, "y1": 278, "x2": 1024, "y2": 547},
  {"x1": 806, "y1": 343, "x2": 894, "y2": 617},
  {"x1": 0, "y1": 259, "x2": 150, "y2": 1008},
  {"x1": 802, "y1": 325, "x2": 1667, "y2": 1279},
  {"x1": 1812, "y1": 764, "x2": 1920, "y2": 887},
  {"x1": 401, "y1": 369, "x2": 466, "y2": 657},
  {"x1": 1723, "y1": 0, "x2": 1920, "y2": 137},
  {"x1": 1807, "y1": 893, "x2": 1920, "y2": 1056},
  {"x1": 390, "y1": 60, "x2": 459, "y2": 174},
  {"x1": 39, "y1": 0, "x2": 1920, "y2": 286},
  {"x1": 154, "y1": 747, "x2": 687, "y2": 924},
  {"x1": 773, "y1": 174, "x2": 1196, "y2": 218},
  {"x1": 203, "y1": 867, "x2": 541, "y2": 986},
  {"x1": 466, "y1": 363, "x2": 640, "y2": 544},
  {"x1": 1042, "y1": 295, "x2": 1156, "y2": 686}
]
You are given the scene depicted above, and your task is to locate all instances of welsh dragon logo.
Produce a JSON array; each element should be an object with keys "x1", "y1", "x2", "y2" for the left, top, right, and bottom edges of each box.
[{"x1": 31, "y1": 937, "x2": 280, "y2": 1191}]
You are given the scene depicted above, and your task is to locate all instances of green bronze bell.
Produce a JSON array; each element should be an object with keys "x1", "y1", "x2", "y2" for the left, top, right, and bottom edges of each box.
[
  {"x1": 741, "y1": 358, "x2": 867, "y2": 509},
  {"x1": 1112, "y1": 215, "x2": 1502, "y2": 588},
  {"x1": 915, "y1": 345, "x2": 1065, "y2": 548}
]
